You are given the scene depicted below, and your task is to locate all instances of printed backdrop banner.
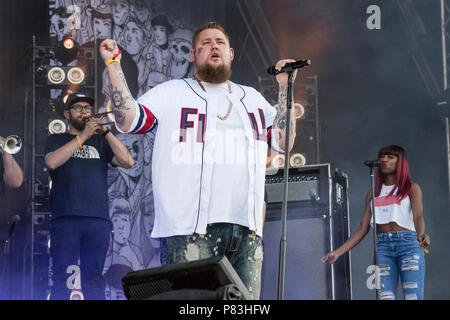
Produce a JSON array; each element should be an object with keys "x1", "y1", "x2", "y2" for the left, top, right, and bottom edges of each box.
[{"x1": 47, "y1": 0, "x2": 220, "y2": 300}]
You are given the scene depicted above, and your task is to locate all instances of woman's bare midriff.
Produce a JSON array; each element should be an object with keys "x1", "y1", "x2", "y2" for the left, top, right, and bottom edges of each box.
[{"x1": 376, "y1": 221, "x2": 410, "y2": 234}]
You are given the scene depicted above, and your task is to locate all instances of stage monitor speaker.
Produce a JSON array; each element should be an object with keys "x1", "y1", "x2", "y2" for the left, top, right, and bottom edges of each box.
[
  {"x1": 122, "y1": 255, "x2": 251, "y2": 300},
  {"x1": 261, "y1": 163, "x2": 352, "y2": 300}
]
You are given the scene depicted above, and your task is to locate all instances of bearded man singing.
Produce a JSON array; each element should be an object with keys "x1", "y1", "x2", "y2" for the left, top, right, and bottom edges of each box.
[{"x1": 99, "y1": 21, "x2": 297, "y2": 299}]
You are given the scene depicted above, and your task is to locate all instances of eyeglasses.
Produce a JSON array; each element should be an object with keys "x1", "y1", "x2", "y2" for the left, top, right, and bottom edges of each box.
[{"x1": 70, "y1": 104, "x2": 94, "y2": 112}]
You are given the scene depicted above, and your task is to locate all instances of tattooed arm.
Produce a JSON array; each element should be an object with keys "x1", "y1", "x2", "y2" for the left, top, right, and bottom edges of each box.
[
  {"x1": 99, "y1": 39, "x2": 137, "y2": 132},
  {"x1": 272, "y1": 59, "x2": 297, "y2": 152}
]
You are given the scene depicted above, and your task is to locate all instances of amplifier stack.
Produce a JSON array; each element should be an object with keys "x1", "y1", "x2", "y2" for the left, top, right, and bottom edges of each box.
[{"x1": 261, "y1": 163, "x2": 352, "y2": 300}]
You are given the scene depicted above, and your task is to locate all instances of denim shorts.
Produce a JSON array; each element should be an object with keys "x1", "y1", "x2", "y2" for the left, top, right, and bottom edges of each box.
[{"x1": 376, "y1": 230, "x2": 425, "y2": 300}]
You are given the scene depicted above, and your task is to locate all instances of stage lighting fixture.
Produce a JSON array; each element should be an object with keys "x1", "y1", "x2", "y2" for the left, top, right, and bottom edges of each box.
[
  {"x1": 46, "y1": 66, "x2": 86, "y2": 86},
  {"x1": 289, "y1": 153, "x2": 306, "y2": 167},
  {"x1": 47, "y1": 66, "x2": 65, "y2": 85},
  {"x1": 56, "y1": 37, "x2": 79, "y2": 64},
  {"x1": 70, "y1": 289, "x2": 84, "y2": 300},
  {"x1": 48, "y1": 119, "x2": 67, "y2": 134},
  {"x1": 67, "y1": 67, "x2": 85, "y2": 84},
  {"x1": 294, "y1": 102, "x2": 305, "y2": 119},
  {"x1": 271, "y1": 154, "x2": 285, "y2": 168},
  {"x1": 63, "y1": 37, "x2": 75, "y2": 50}
]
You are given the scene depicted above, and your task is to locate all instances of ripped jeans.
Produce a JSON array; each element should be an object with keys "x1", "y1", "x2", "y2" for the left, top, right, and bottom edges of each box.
[
  {"x1": 376, "y1": 231, "x2": 425, "y2": 300},
  {"x1": 160, "y1": 223, "x2": 264, "y2": 300}
]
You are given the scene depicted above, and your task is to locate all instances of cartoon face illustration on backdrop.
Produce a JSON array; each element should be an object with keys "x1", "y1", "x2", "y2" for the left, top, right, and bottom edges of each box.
[
  {"x1": 50, "y1": 10, "x2": 69, "y2": 41},
  {"x1": 112, "y1": 0, "x2": 130, "y2": 26},
  {"x1": 110, "y1": 198, "x2": 132, "y2": 245},
  {"x1": 169, "y1": 28, "x2": 194, "y2": 79},
  {"x1": 131, "y1": 0, "x2": 151, "y2": 25},
  {"x1": 151, "y1": 14, "x2": 173, "y2": 48},
  {"x1": 93, "y1": 17, "x2": 112, "y2": 39},
  {"x1": 124, "y1": 19, "x2": 147, "y2": 56},
  {"x1": 154, "y1": 25, "x2": 169, "y2": 47}
]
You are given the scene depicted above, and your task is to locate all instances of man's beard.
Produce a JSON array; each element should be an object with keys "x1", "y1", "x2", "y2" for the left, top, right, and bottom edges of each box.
[
  {"x1": 69, "y1": 115, "x2": 86, "y2": 131},
  {"x1": 196, "y1": 61, "x2": 232, "y2": 84}
]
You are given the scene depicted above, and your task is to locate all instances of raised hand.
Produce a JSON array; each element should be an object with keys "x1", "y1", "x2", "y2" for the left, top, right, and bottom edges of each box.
[{"x1": 99, "y1": 39, "x2": 121, "y2": 63}]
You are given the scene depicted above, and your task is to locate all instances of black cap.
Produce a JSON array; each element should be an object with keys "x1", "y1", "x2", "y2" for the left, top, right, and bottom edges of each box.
[
  {"x1": 64, "y1": 92, "x2": 95, "y2": 109},
  {"x1": 151, "y1": 14, "x2": 174, "y2": 34}
]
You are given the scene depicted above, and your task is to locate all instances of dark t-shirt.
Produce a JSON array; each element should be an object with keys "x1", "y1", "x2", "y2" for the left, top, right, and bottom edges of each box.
[{"x1": 44, "y1": 133, "x2": 114, "y2": 221}]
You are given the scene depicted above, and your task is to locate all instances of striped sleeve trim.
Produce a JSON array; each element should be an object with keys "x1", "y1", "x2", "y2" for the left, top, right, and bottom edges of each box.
[
  {"x1": 267, "y1": 126, "x2": 272, "y2": 148},
  {"x1": 129, "y1": 103, "x2": 157, "y2": 134}
]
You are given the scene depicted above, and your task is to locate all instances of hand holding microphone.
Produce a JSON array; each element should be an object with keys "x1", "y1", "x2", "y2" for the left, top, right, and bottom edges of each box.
[
  {"x1": 267, "y1": 59, "x2": 311, "y2": 86},
  {"x1": 267, "y1": 59, "x2": 311, "y2": 75}
]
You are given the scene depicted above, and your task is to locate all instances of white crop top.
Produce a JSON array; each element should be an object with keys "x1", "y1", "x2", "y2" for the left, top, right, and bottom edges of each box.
[{"x1": 370, "y1": 184, "x2": 416, "y2": 231}]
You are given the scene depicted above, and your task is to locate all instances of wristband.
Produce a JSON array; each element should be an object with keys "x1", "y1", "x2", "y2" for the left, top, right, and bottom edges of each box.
[
  {"x1": 105, "y1": 58, "x2": 120, "y2": 66},
  {"x1": 105, "y1": 49, "x2": 122, "y2": 66},
  {"x1": 102, "y1": 128, "x2": 110, "y2": 136},
  {"x1": 113, "y1": 49, "x2": 121, "y2": 58}
]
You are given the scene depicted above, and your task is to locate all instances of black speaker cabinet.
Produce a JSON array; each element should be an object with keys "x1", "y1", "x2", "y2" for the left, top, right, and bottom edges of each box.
[
  {"x1": 261, "y1": 163, "x2": 352, "y2": 300},
  {"x1": 122, "y1": 255, "x2": 251, "y2": 300}
]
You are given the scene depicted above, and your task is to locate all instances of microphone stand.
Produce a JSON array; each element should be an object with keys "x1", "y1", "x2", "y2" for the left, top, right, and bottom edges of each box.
[
  {"x1": 5, "y1": 216, "x2": 19, "y2": 299},
  {"x1": 277, "y1": 71, "x2": 295, "y2": 300},
  {"x1": 268, "y1": 60, "x2": 309, "y2": 300},
  {"x1": 367, "y1": 164, "x2": 380, "y2": 300}
]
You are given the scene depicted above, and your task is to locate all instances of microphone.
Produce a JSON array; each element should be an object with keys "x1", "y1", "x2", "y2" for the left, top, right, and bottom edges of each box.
[
  {"x1": 364, "y1": 160, "x2": 382, "y2": 168},
  {"x1": 267, "y1": 59, "x2": 311, "y2": 75},
  {"x1": 8, "y1": 215, "x2": 21, "y2": 238},
  {"x1": 4, "y1": 215, "x2": 20, "y2": 255}
]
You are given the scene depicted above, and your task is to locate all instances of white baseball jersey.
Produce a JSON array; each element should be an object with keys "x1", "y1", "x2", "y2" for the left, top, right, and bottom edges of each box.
[{"x1": 117, "y1": 78, "x2": 277, "y2": 237}]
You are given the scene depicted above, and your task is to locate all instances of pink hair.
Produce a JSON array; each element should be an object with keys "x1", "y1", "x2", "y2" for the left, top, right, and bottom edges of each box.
[{"x1": 375, "y1": 145, "x2": 412, "y2": 200}]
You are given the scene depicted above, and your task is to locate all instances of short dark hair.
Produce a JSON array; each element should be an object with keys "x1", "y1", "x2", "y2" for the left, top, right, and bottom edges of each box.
[
  {"x1": 151, "y1": 14, "x2": 174, "y2": 34},
  {"x1": 192, "y1": 21, "x2": 229, "y2": 49}
]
